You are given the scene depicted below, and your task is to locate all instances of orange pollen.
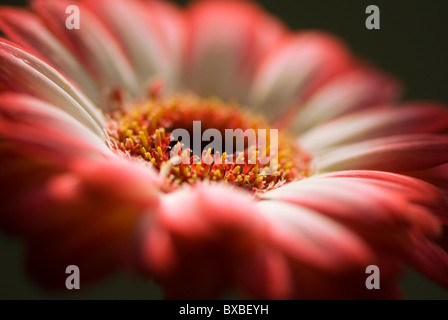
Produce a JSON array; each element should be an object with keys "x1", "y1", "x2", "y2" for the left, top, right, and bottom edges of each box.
[{"x1": 105, "y1": 95, "x2": 311, "y2": 193}]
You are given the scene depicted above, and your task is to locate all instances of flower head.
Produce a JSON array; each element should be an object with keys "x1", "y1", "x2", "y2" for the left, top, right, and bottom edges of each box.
[{"x1": 1, "y1": 0, "x2": 448, "y2": 299}]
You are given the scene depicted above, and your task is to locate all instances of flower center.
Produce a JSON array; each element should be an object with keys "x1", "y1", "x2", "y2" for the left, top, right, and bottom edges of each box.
[{"x1": 105, "y1": 96, "x2": 311, "y2": 193}]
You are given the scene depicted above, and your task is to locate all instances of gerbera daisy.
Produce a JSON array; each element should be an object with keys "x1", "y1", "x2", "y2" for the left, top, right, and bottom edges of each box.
[{"x1": 0, "y1": 0, "x2": 448, "y2": 299}]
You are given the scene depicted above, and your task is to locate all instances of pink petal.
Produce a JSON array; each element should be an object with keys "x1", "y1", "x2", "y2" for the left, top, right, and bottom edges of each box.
[
  {"x1": 256, "y1": 200, "x2": 373, "y2": 273},
  {"x1": 0, "y1": 94, "x2": 122, "y2": 246},
  {"x1": 0, "y1": 40, "x2": 105, "y2": 136},
  {"x1": 157, "y1": 183, "x2": 261, "y2": 242},
  {"x1": 291, "y1": 67, "x2": 401, "y2": 134},
  {"x1": 84, "y1": 0, "x2": 183, "y2": 94},
  {"x1": 141, "y1": 183, "x2": 262, "y2": 299},
  {"x1": 300, "y1": 102, "x2": 448, "y2": 154},
  {"x1": 325, "y1": 169, "x2": 448, "y2": 223},
  {"x1": 71, "y1": 156, "x2": 163, "y2": 206},
  {"x1": 316, "y1": 134, "x2": 448, "y2": 173},
  {"x1": 0, "y1": 7, "x2": 102, "y2": 105},
  {"x1": 185, "y1": 0, "x2": 287, "y2": 103},
  {"x1": 249, "y1": 31, "x2": 352, "y2": 121},
  {"x1": 0, "y1": 93, "x2": 110, "y2": 158},
  {"x1": 3, "y1": 157, "x2": 161, "y2": 289},
  {"x1": 31, "y1": 0, "x2": 138, "y2": 96},
  {"x1": 263, "y1": 172, "x2": 443, "y2": 237},
  {"x1": 322, "y1": 169, "x2": 446, "y2": 205}
]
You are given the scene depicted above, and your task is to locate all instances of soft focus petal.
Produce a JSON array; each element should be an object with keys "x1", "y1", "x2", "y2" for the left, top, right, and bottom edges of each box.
[
  {"x1": 300, "y1": 102, "x2": 448, "y2": 154},
  {"x1": 0, "y1": 140, "x2": 62, "y2": 234},
  {"x1": 255, "y1": 200, "x2": 373, "y2": 272},
  {"x1": 241, "y1": 245, "x2": 403, "y2": 299},
  {"x1": 141, "y1": 183, "x2": 262, "y2": 299},
  {"x1": 84, "y1": 0, "x2": 184, "y2": 94},
  {"x1": 1, "y1": 157, "x2": 161, "y2": 289},
  {"x1": 0, "y1": 93, "x2": 111, "y2": 161},
  {"x1": 31, "y1": 0, "x2": 139, "y2": 98},
  {"x1": 408, "y1": 163, "x2": 448, "y2": 186},
  {"x1": 249, "y1": 31, "x2": 352, "y2": 121},
  {"x1": 315, "y1": 134, "x2": 448, "y2": 173},
  {"x1": 247, "y1": 200, "x2": 404, "y2": 299},
  {"x1": 0, "y1": 7, "x2": 103, "y2": 105},
  {"x1": 185, "y1": 0, "x2": 286, "y2": 103},
  {"x1": 408, "y1": 237, "x2": 448, "y2": 288},
  {"x1": 0, "y1": 40, "x2": 105, "y2": 136},
  {"x1": 0, "y1": 0, "x2": 446, "y2": 300},
  {"x1": 254, "y1": 171, "x2": 448, "y2": 298},
  {"x1": 263, "y1": 171, "x2": 444, "y2": 237},
  {"x1": 290, "y1": 67, "x2": 401, "y2": 134}
]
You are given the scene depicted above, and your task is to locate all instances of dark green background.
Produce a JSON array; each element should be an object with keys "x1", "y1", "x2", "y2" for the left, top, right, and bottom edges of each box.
[{"x1": 0, "y1": 0, "x2": 447, "y2": 299}]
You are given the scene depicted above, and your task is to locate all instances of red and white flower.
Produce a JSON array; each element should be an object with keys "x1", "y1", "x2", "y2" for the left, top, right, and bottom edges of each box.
[{"x1": 0, "y1": 0, "x2": 447, "y2": 299}]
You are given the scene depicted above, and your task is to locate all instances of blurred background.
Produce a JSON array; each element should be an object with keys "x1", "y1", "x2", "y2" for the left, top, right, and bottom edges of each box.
[{"x1": 0, "y1": 0, "x2": 447, "y2": 299}]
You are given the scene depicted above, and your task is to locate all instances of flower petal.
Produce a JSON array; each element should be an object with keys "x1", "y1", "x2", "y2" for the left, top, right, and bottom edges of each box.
[
  {"x1": 263, "y1": 171, "x2": 443, "y2": 237},
  {"x1": 249, "y1": 31, "x2": 352, "y2": 121},
  {"x1": 408, "y1": 237, "x2": 448, "y2": 288},
  {"x1": 141, "y1": 183, "x2": 262, "y2": 299},
  {"x1": 290, "y1": 67, "x2": 401, "y2": 134},
  {"x1": 0, "y1": 93, "x2": 111, "y2": 159},
  {"x1": 255, "y1": 200, "x2": 373, "y2": 273},
  {"x1": 315, "y1": 134, "x2": 448, "y2": 173},
  {"x1": 258, "y1": 171, "x2": 448, "y2": 298},
  {"x1": 0, "y1": 40, "x2": 106, "y2": 136},
  {"x1": 0, "y1": 7, "x2": 103, "y2": 105},
  {"x1": 31, "y1": 0, "x2": 139, "y2": 97},
  {"x1": 0, "y1": 140, "x2": 60, "y2": 234},
  {"x1": 242, "y1": 245, "x2": 403, "y2": 299},
  {"x1": 300, "y1": 102, "x2": 448, "y2": 154},
  {"x1": 252, "y1": 200, "x2": 405, "y2": 299},
  {"x1": 84, "y1": 0, "x2": 184, "y2": 94},
  {"x1": 239, "y1": 247, "x2": 294, "y2": 299},
  {"x1": 185, "y1": 0, "x2": 286, "y2": 103},
  {"x1": 3, "y1": 157, "x2": 161, "y2": 289},
  {"x1": 407, "y1": 163, "x2": 448, "y2": 186}
]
